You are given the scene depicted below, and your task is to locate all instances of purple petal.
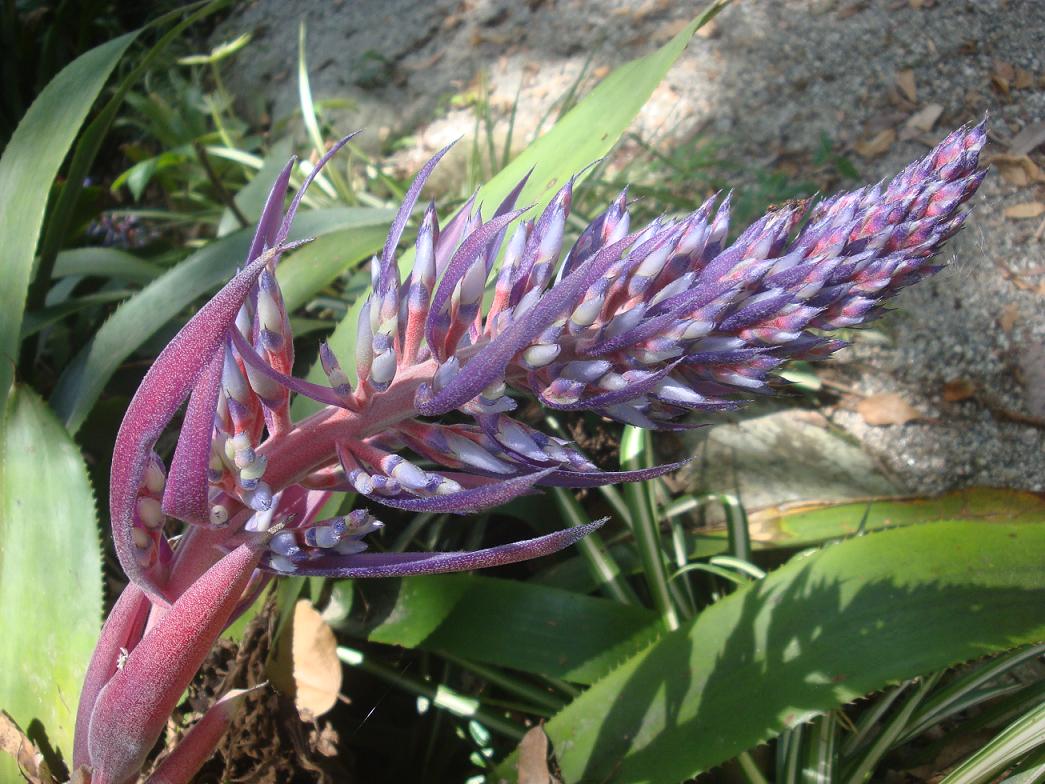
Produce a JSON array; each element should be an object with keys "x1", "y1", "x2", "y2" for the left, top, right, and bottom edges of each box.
[
  {"x1": 86, "y1": 541, "x2": 263, "y2": 784},
  {"x1": 535, "y1": 459, "x2": 691, "y2": 487},
  {"x1": 425, "y1": 208, "x2": 527, "y2": 360},
  {"x1": 110, "y1": 249, "x2": 279, "y2": 598},
  {"x1": 380, "y1": 140, "x2": 456, "y2": 280},
  {"x1": 435, "y1": 191, "x2": 477, "y2": 274},
  {"x1": 144, "y1": 686, "x2": 264, "y2": 784},
  {"x1": 230, "y1": 328, "x2": 350, "y2": 409},
  {"x1": 247, "y1": 158, "x2": 295, "y2": 263},
  {"x1": 260, "y1": 519, "x2": 606, "y2": 578},
  {"x1": 538, "y1": 363, "x2": 680, "y2": 412},
  {"x1": 274, "y1": 131, "x2": 362, "y2": 247},
  {"x1": 161, "y1": 348, "x2": 223, "y2": 525},
  {"x1": 73, "y1": 582, "x2": 151, "y2": 770},
  {"x1": 484, "y1": 169, "x2": 533, "y2": 271},
  {"x1": 416, "y1": 230, "x2": 643, "y2": 415},
  {"x1": 362, "y1": 468, "x2": 553, "y2": 513}
]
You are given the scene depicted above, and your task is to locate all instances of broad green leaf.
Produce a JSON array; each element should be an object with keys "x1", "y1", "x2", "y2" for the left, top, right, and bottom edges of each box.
[
  {"x1": 494, "y1": 520, "x2": 1045, "y2": 784},
  {"x1": 293, "y1": 0, "x2": 728, "y2": 418},
  {"x1": 50, "y1": 208, "x2": 393, "y2": 433},
  {"x1": 0, "y1": 31, "x2": 137, "y2": 412},
  {"x1": 354, "y1": 575, "x2": 659, "y2": 685},
  {"x1": 276, "y1": 217, "x2": 395, "y2": 312},
  {"x1": 0, "y1": 388, "x2": 102, "y2": 777},
  {"x1": 53, "y1": 247, "x2": 163, "y2": 284}
]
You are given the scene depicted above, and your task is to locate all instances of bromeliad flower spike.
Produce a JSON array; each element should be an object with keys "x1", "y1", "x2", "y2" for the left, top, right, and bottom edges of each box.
[{"x1": 75, "y1": 121, "x2": 986, "y2": 782}]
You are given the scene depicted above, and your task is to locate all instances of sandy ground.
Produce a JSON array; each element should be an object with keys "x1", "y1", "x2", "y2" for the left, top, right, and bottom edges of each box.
[{"x1": 215, "y1": 0, "x2": 1045, "y2": 495}]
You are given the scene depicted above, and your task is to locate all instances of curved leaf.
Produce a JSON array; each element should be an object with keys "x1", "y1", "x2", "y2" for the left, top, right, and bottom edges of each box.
[
  {"x1": 0, "y1": 388, "x2": 102, "y2": 778},
  {"x1": 494, "y1": 520, "x2": 1045, "y2": 784},
  {"x1": 0, "y1": 31, "x2": 137, "y2": 411}
]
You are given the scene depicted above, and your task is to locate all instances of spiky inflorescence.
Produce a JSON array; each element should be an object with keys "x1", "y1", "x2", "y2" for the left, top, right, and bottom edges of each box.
[{"x1": 77, "y1": 122, "x2": 985, "y2": 783}]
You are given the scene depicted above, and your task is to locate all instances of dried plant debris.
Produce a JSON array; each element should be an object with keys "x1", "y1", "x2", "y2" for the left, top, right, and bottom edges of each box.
[
  {"x1": 857, "y1": 392, "x2": 923, "y2": 426},
  {"x1": 168, "y1": 598, "x2": 350, "y2": 784}
]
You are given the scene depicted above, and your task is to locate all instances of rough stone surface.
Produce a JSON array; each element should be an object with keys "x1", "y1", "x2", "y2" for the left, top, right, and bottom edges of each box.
[{"x1": 215, "y1": 0, "x2": 1045, "y2": 496}]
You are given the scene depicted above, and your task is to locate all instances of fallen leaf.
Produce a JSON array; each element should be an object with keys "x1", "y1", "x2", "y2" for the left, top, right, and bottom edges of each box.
[
  {"x1": 999, "y1": 303, "x2": 1020, "y2": 333},
  {"x1": 895, "y1": 69, "x2": 917, "y2": 102},
  {"x1": 1014, "y1": 67, "x2": 1034, "y2": 90},
  {"x1": 942, "y1": 379, "x2": 976, "y2": 402},
  {"x1": 518, "y1": 726, "x2": 561, "y2": 784},
  {"x1": 1004, "y1": 202, "x2": 1045, "y2": 219},
  {"x1": 269, "y1": 600, "x2": 342, "y2": 719},
  {"x1": 1008, "y1": 121, "x2": 1045, "y2": 156},
  {"x1": 857, "y1": 393, "x2": 921, "y2": 426},
  {"x1": 853, "y1": 128, "x2": 896, "y2": 158},
  {"x1": 991, "y1": 61, "x2": 1016, "y2": 96},
  {"x1": 989, "y1": 154, "x2": 1044, "y2": 187},
  {"x1": 0, "y1": 712, "x2": 52, "y2": 783},
  {"x1": 994, "y1": 61, "x2": 1016, "y2": 81},
  {"x1": 904, "y1": 103, "x2": 943, "y2": 135}
]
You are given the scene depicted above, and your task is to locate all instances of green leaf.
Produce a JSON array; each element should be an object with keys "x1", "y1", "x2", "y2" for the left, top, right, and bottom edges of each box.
[
  {"x1": 355, "y1": 575, "x2": 659, "y2": 685},
  {"x1": 28, "y1": 2, "x2": 224, "y2": 324},
  {"x1": 0, "y1": 31, "x2": 138, "y2": 412},
  {"x1": 20, "y1": 290, "x2": 133, "y2": 339},
  {"x1": 53, "y1": 247, "x2": 163, "y2": 284},
  {"x1": 292, "y1": 0, "x2": 728, "y2": 418},
  {"x1": 938, "y1": 701, "x2": 1045, "y2": 784},
  {"x1": 50, "y1": 208, "x2": 392, "y2": 433},
  {"x1": 0, "y1": 388, "x2": 102, "y2": 777},
  {"x1": 745, "y1": 487, "x2": 1045, "y2": 548},
  {"x1": 494, "y1": 520, "x2": 1045, "y2": 784}
]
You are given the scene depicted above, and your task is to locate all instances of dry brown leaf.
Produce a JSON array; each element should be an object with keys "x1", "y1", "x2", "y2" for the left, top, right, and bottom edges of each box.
[
  {"x1": 0, "y1": 712, "x2": 53, "y2": 783},
  {"x1": 518, "y1": 726, "x2": 561, "y2": 784},
  {"x1": 290, "y1": 600, "x2": 341, "y2": 718},
  {"x1": 268, "y1": 600, "x2": 342, "y2": 719},
  {"x1": 989, "y1": 154, "x2": 1044, "y2": 187},
  {"x1": 998, "y1": 303, "x2": 1020, "y2": 333},
  {"x1": 942, "y1": 379, "x2": 976, "y2": 402},
  {"x1": 1004, "y1": 202, "x2": 1045, "y2": 219},
  {"x1": 895, "y1": 69, "x2": 917, "y2": 102},
  {"x1": 994, "y1": 61, "x2": 1016, "y2": 81},
  {"x1": 857, "y1": 393, "x2": 921, "y2": 426},
  {"x1": 1008, "y1": 121, "x2": 1045, "y2": 156},
  {"x1": 904, "y1": 103, "x2": 943, "y2": 135},
  {"x1": 853, "y1": 128, "x2": 896, "y2": 158},
  {"x1": 1014, "y1": 67, "x2": 1034, "y2": 90}
]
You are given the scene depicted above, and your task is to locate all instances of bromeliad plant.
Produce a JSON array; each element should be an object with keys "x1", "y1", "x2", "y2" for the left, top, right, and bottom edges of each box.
[{"x1": 74, "y1": 120, "x2": 986, "y2": 783}]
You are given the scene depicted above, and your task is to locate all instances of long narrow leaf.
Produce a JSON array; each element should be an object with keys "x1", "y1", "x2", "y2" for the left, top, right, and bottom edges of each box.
[{"x1": 0, "y1": 31, "x2": 137, "y2": 412}]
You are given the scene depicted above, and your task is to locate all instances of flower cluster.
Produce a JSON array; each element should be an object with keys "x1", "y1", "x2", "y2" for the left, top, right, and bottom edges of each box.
[{"x1": 74, "y1": 121, "x2": 986, "y2": 783}]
